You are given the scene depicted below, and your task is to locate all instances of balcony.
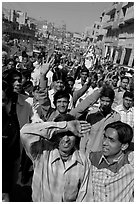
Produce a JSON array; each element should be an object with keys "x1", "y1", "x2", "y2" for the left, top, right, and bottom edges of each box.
[
  {"x1": 118, "y1": 38, "x2": 133, "y2": 48},
  {"x1": 102, "y1": 18, "x2": 114, "y2": 29},
  {"x1": 104, "y1": 36, "x2": 114, "y2": 43},
  {"x1": 124, "y1": 6, "x2": 134, "y2": 23},
  {"x1": 104, "y1": 36, "x2": 118, "y2": 46},
  {"x1": 98, "y1": 28, "x2": 107, "y2": 36},
  {"x1": 119, "y1": 33, "x2": 134, "y2": 39}
]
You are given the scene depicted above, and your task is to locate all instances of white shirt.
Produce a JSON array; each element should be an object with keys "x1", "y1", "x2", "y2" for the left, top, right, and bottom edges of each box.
[{"x1": 46, "y1": 70, "x2": 53, "y2": 88}]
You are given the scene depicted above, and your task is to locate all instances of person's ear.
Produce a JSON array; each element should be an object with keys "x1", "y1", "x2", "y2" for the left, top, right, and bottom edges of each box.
[{"x1": 121, "y1": 143, "x2": 129, "y2": 151}]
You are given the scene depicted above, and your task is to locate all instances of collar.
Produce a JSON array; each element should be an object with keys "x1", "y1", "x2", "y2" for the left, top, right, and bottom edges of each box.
[
  {"x1": 118, "y1": 104, "x2": 133, "y2": 112},
  {"x1": 51, "y1": 148, "x2": 83, "y2": 165},
  {"x1": 98, "y1": 108, "x2": 115, "y2": 117},
  {"x1": 99, "y1": 153, "x2": 124, "y2": 166}
]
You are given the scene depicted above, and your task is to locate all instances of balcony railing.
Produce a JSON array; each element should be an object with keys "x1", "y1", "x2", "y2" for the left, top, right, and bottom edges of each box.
[
  {"x1": 102, "y1": 18, "x2": 114, "y2": 29},
  {"x1": 104, "y1": 36, "x2": 118, "y2": 45},
  {"x1": 119, "y1": 33, "x2": 134, "y2": 39},
  {"x1": 104, "y1": 36, "x2": 114, "y2": 43}
]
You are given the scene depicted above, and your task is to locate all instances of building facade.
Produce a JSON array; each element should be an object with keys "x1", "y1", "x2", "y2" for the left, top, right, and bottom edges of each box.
[{"x1": 102, "y1": 2, "x2": 134, "y2": 68}]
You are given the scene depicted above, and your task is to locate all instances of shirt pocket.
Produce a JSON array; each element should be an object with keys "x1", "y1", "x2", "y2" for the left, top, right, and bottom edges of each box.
[{"x1": 63, "y1": 177, "x2": 80, "y2": 202}]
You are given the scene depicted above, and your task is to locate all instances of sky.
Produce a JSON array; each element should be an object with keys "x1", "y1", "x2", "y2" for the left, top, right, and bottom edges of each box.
[{"x1": 2, "y1": 1, "x2": 113, "y2": 33}]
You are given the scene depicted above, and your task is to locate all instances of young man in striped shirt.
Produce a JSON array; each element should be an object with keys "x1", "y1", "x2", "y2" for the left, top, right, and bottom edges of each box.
[{"x1": 89, "y1": 121, "x2": 134, "y2": 202}]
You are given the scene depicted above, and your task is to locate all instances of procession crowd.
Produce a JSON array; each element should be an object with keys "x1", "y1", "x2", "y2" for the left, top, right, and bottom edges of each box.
[{"x1": 2, "y1": 38, "x2": 134, "y2": 202}]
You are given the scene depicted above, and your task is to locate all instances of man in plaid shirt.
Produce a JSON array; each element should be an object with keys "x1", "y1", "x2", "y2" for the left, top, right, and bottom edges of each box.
[
  {"x1": 89, "y1": 121, "x2": 134, "y2": 202},
  {"x1": 114, "y1": 91, "x2": 134, "y2": 129}
]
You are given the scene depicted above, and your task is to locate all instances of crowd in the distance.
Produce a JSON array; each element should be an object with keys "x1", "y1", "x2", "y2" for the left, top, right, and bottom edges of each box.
[{"x1": 2, "y1": 38, "x2": 134, "y2": 202}]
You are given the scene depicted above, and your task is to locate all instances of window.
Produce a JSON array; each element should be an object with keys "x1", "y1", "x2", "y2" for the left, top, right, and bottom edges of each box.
[{"x1": 122, "y1": 7, "x2": 127, "y2": 16}]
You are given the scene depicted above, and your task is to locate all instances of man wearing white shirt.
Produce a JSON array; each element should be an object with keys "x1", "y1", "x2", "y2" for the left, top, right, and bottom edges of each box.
[
  {"x1": 114, "y1": 91, "x2": 134, "y2": 129},
  {"x1": 74, "y1": 66, "x2": 89, "y2": 92},
  {"x1": 48, "y1": 70, "x2": 73, "y2": 110}
]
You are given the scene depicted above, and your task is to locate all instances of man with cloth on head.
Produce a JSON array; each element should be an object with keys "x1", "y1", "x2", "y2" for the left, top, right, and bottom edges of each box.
[{"x1": 20, "y1": 114, "x2": 93, "y2": 202}]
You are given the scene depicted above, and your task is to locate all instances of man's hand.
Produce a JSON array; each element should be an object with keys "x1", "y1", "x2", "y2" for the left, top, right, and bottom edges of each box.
[
  {"x1": 67, "y1": 120, "x2": 91, "y2": 137},
  {"x1": 41, "y1": 55, "x2": 55, "y2": 76}
]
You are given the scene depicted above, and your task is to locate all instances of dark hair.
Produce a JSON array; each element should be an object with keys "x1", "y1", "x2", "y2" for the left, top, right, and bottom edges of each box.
[
  {"x1": 53, "y1": 90, "x2": 70, "y2": 106},
  {"x1": 91, "y1": 72, "x2": 98, "y2": 81},
  {"x1": 22, "y1": 51, "x2": 28, "y2": 58},
  {"x1": 123, "y1": 91, "x2": 134, "y2": 100},
  {"x1": 80, "y1": 66, "x2": 89, "y2": 76},
  {"x1": 37, "y1": 55, "x2": 43, "y2": 60},
  {"x1": 52, "y1": 70, "x2": 66, "y2": 82},
  {"x1": 3, "y1": 69, "x2": 22, "y2": 85},
  {"x1": 104, "y1": 121, "x2": 133, "y2": 145},
  {"x1": 66, "y1": 76, "x2": 75, "y2": 84},
  {"x1": 100, "y1": 85, "x2": 115, "y2": 101},
  {"x1": 7, "y1": 59, "x2": 15, "y2": 65},
  {"x1": 2, "y1": 80, "x2": 13, "y2": 99},
  {"x1": 120, "y1": 70, "x2": 125, "y2": 76},
  {"x1": 112, "y1": 75, "x2": 119, "y2": 81}
]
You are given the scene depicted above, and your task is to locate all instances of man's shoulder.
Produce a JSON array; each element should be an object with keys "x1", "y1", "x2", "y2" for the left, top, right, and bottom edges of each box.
[
  {"x1": 86, "y1": 108, "x2": 102, "y2": 125},
  {"x1": 17, "y1": 94, "x2": 33, "y2": 109},
  {"x1": 114, "y1": 104, "x2": 124, "y2": 111},
  {"x1": 76, "y1": 150, "x2": 90, "y2": 166}
]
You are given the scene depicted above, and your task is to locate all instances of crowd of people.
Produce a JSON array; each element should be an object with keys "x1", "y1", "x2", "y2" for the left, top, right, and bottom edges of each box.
[{"x1": 2, "y1": 37, "x2": 134, "y2": 202}]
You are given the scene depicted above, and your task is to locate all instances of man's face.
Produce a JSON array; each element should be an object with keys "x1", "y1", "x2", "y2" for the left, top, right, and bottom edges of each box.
[
  {"x1": 7, "y1": 61, "x2": 14, "y2": 69},
  {"x1": 22, "y1": 57, "x2": 28, "y2": 65},
  {"x1": 123, "y1": 96, "x2": 133, "y2": 110},
  {"x1": 102, "y1": 128, "x2": 122, "y2": 158},
  {"x1": 112, "y1": 78, "x2": 118, "y2": 87},
  {"x1": 100, "y1": 96, "x2": 112, "y2": 114},
  {"x1": 80, "y1": 72, "x2": 88, "y2": 82},
  {"x1": 54, "y1": 80, "x2": 65, "y2": 91},
  {"x1": 121, "y1": 79, "x2": 129, "y2": 90},
  {"x1": 12, "y1": 75, "x2": 22, "y2": 93},
  {"x1": 67, "y1": 80, "x2": 74, "y2": 91},
  {"x1": 58, "y1": 132, "x2": 76, "y2": 156},
  {"x1": 91, "y1": 78, "x2": 97, "y2": 88},
  {"x1": 56, "y1": 97, "x2": 69, "y2": 113}
]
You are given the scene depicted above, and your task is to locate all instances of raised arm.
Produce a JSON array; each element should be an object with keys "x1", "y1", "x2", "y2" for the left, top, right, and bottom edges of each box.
[
  {"x1": 73, "y1": 77, "x2": 92, "y2": 106},
  {"x1": 33, "y1": 55, "x2": 55, "y2": 121},
  {"x1": 20, "y1": 120, "x2": 91, "y2": 161},
  {"x1": 70, "y1": 87, "x2": 102, "y2": 119}
]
